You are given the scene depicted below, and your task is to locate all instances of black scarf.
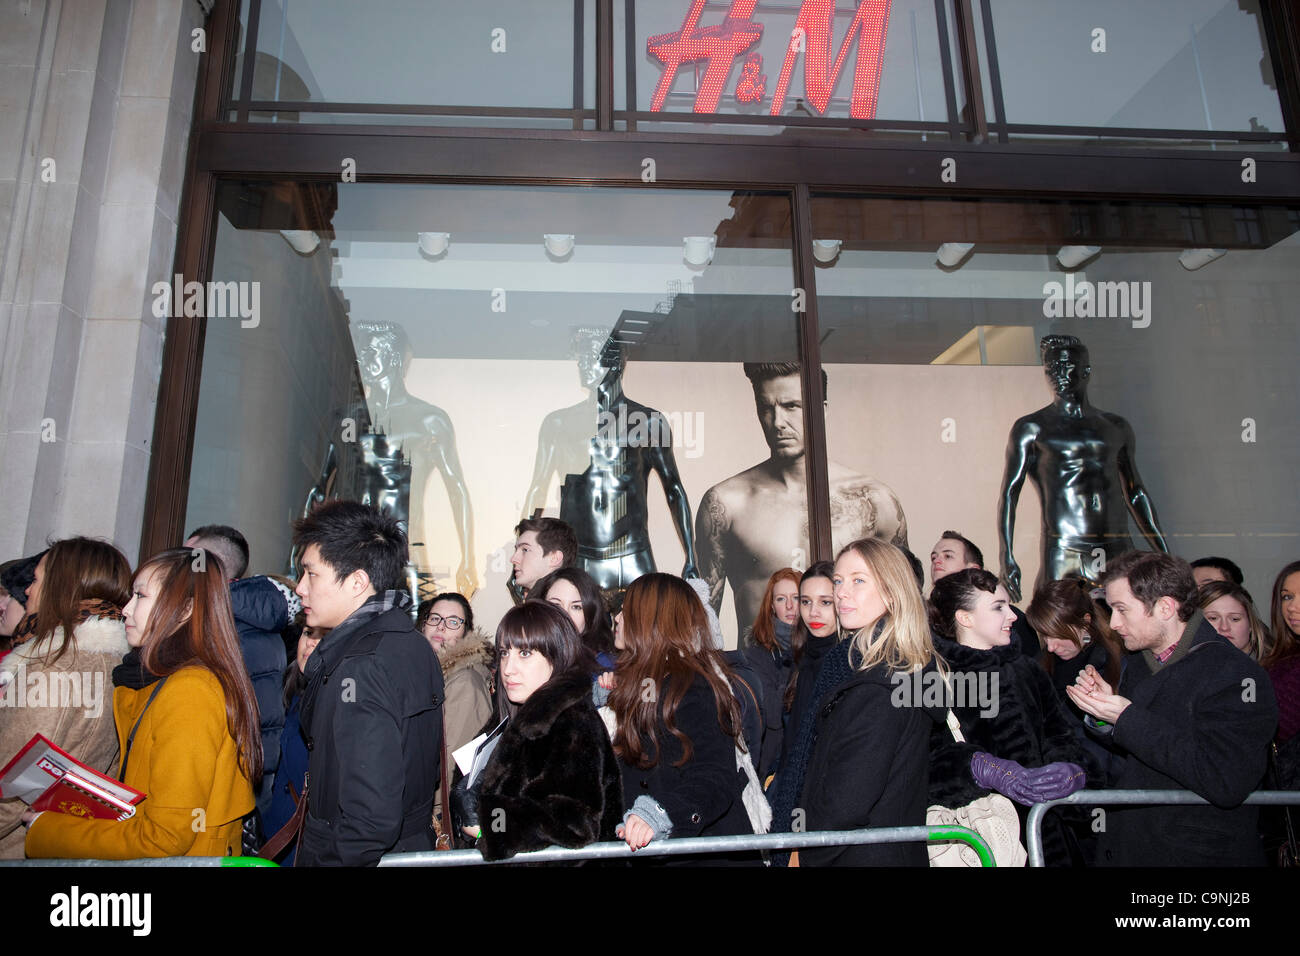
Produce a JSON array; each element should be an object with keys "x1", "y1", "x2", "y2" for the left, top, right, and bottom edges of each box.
[{"x1": 112, "y1": 646, "x2": 165, "y2": 690}]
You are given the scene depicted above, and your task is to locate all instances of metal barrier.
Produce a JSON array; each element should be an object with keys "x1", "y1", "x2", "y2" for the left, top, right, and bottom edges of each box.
[
  {"x1": 380, "y1": 824, "x2": 995, "y2": 866},
  {"x1": 1026, "y1": 789, "x2": 1300, "y2": 866},
  {"x1": 0, "y1": 856, "x2": 277, "y2": 867}
]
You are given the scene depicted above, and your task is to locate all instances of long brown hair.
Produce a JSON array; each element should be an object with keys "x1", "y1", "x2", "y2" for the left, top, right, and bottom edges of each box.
[
  {"x1": 136, "y1": 548, "x2": 263, "y2": 784},
  {"x1": 610, "y1": 574, "x2": 742, "y2": 769},
  {"x1": 31, "y1": 537, "x2": 131, "y2": 664},
  {"x1": 1026, "y1": 578, "x2": 1122, "y2": 688},
  {"x1": 1264, "y1": 560, "x2": 1300, "y2": 670},
  {"x1": 750, "y1": 567, "x2": 801, "y2": 653}
]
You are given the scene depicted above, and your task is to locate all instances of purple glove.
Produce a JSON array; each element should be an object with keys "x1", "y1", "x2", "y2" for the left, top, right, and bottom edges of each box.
[
  {"x1": 969, "y1": 752, "x2": 1039, "y2": 805},
  {"x1": 970, "y1": 753, "x2": 1086, "y2": 806},
  {"x1": 1021, "y1": 762, "x2": 1087, "y2": 801}
]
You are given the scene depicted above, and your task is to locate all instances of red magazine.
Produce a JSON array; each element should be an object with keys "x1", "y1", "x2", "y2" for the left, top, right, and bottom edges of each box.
[{"x1": 0, "y1": 734, "x2": 144, "y2": 820}]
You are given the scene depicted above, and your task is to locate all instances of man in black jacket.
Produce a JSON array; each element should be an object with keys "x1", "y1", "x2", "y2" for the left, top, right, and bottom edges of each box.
[
  {"x1": 1069, "y1": 550, "x2": 1277, "y2": 866},
  {"x1": 291, "y1": 501, "x2": 443, "y2": 866}
]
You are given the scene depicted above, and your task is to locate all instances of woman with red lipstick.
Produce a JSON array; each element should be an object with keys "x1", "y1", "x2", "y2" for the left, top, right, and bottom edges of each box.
[
  {"x1": 774, "y1": 562, "x2": 838, "y2": 776},
  {"x1": 928, "y1": 568, "x2": 1093, "y2": 866},
  {"x1": 743, "y1": 568, "x2": 800, "y2": 778}
]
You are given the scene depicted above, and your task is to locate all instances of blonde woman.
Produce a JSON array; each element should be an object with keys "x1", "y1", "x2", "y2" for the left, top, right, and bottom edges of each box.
[{"x1": 794, "y1": 538, "x2": 943, "y2": 866}]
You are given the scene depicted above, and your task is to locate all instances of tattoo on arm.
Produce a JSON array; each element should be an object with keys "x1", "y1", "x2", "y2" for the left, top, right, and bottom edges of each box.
[
  {"x1": 695, "y1": 490, "x2": 729, "y2": 612},
  {"x1": 830, "y1": 485, "x2": 879, "y2": 539}
]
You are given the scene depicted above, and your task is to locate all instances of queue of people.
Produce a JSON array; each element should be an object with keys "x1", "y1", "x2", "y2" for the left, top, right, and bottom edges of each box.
[{"x1": 0, "y1": 507, "x2": 1297, "y2": 868}]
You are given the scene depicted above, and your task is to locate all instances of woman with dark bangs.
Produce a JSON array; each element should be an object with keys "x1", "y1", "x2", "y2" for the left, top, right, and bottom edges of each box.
[
  {"x1": 532, "y1": 567, "x2": 616, "y2": 672},
  {"x1": 23, "y1": 547, "x2": 260, "y2": 858},
  {"x1": 610, "y1": 573, "x2": 758, "y2": 863},
  {"x1": 457, "y1": 601, "x2": 623, "y2": 861},
  {"x1": 743, "y1": 568, "x2": 800, "y2": 779}
]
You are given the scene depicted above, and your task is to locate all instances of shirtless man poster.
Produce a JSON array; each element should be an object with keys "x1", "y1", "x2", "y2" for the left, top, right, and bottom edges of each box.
[{"x1": 695, "y1": 363, "x2": 908, "y2": 639}]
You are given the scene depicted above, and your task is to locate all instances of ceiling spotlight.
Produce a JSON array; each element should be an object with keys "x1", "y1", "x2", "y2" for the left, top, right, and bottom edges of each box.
[
  {"x1": 812, "y1": 239, "x2": 843, "y2": 263},
  {"x1": 683, "y1": 235, "x2": 716, "y2": 267},
  {"x1": 543, "y1": 234, "x2": 575, "y2": 257},
  {"x1": 936, "y1": 242, "x2": 974, "y2": 268},
  {"x1": 1056, "y1": 245, "x2": 1101, "y2": 269},
  {"x1": 1178, "y1": 248, "x2": 1227, "y2": 271},
  {"x1": 280, "y1": 230, "x2": 321, "y2": 255},
  {"x1": 417, "y1": 231, "x2": 450, "y2": 257}
]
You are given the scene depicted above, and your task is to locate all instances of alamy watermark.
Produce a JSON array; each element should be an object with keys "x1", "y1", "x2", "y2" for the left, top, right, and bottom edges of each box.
[
  {"x1": 151, "y1": 274, "x2": 260, "y2": 328},
  {"x1": 1042, "y1": 273, "x2": 1151, "y2": 329},
  {"x1": 0, "y1": 666, "x2": 104, "y2": 718},
  {"x1": 594, "y1": 406, "x2": 704, "y2": 460},
  {"x1": 891, "y1": 669, "x2": 1000, "y2": 718}
]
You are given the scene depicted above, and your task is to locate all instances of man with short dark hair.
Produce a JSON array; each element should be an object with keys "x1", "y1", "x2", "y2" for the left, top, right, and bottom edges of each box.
[
  {"x1": 185, "y1": 524, "x2": 290, "y2": 822},
  {"x1": 1191, "y1": 555, "x2": 1245, "y2": 589},
  {"x1": 185, "y1": 524, "x2": 249, "y2": 580},
  {"x1": 929, "y1": 530, "x2": 983, "y2": 585},
  {"x1": 510, "y1": 517, "x2": 577, "y2": 598},
  {"x1": 292, "y1": 501, "x2": 443, "y2": 866},
  {"x1": 1069, "y1": 550, "x2": 1277, "y2": 866}
]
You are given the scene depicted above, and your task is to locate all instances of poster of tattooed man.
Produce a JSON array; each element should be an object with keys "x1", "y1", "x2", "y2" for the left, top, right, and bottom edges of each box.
[{"x1": 694, "y1": 363, "x2": 908, "y2": 642}]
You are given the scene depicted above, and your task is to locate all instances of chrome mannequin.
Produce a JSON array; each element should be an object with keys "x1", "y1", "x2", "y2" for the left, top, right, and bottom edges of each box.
[
  {"x1": 522, "y1": 328, "x2": 698, "y2": 596},
  {"x1": 296, "y1": 322, "x2": 477, "y2": 601},
  {"x1": 998, "y1": 334, "x2": 1168, "y2": 602}
]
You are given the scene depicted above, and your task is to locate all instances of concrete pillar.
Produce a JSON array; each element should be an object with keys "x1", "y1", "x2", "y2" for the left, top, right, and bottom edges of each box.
[{"x1": 0, "y1": 0, "x2": 203, "y2": 563}]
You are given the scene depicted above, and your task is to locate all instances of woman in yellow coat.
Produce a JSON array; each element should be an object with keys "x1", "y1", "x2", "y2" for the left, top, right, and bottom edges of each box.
[{"x1": 23, "y1": 547, "x2": 261, "y2": 859}]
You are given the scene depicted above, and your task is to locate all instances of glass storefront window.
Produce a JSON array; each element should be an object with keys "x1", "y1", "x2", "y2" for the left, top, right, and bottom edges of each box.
[
  {"x1": 809, "y1": 193, "x2": 1300, "y2": 603},
  {"x1": 973, "y1": 0, "x2": 1288, "y2": 147},
  {"x1": 227, "y1": 0, "x2": 595, "y2": 126},
  {"x1": 189, "y1": 182, "x2": 804, "y2": 644},
  {"x1": 617, "y1": 0, "x2": 962, "y2": 136}
]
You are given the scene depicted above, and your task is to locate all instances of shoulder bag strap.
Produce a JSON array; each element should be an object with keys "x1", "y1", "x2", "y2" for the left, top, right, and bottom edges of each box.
[
  {"x1": 120, "y1": 676, "x2": 169, "y2": 782},
  {"x1": 259, "y1": 772, "x2": 310, "y2": 861}
]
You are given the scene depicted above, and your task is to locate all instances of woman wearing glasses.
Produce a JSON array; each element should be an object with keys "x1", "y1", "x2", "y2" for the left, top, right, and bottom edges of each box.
[{"x1": 418, "y1": 594, "x2": 493, "y2": 755}]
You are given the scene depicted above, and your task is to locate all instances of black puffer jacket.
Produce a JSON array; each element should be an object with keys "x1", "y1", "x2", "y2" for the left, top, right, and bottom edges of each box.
[
  {"x1": 927, "y1": 631, "x2": 1098, "y2": 867},
  {"x1": 297, "y1": 596, "x2": 443, "y2": 867},
  {"x1": 477, "y1": 670, "x2": 624, "y2": 861},
  {"x1": 229, "y1": 576, "x2": 289, "y2": 817}
]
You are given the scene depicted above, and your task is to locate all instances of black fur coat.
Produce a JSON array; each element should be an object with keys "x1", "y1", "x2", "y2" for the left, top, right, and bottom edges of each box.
[
  {"x1": 477, "y1": 670, "x2": 624, "y2": 861},
  {"x1": 928, "y1": 632, "x2": 1099, "y2": 866}
]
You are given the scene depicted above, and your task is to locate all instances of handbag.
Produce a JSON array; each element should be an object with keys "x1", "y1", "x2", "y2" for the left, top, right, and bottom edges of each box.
[{"x1": 927, "y1": 710, "x2": 1027, "y2": 867}]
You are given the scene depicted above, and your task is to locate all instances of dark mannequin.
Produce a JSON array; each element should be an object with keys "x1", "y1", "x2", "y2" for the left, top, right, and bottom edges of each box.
[
  {"x1": 998, "y1": 334, "x2": 1167, "y2": 602},
  {"x1": 297, "y1": 322, "x2": 477, "y2": 598},
  {"x1": 522, "y1": 328, "x2": 697, "y2": 596}
]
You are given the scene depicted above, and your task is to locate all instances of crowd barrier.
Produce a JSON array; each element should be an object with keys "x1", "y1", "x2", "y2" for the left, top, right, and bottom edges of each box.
[
  {"x1": 379, "y1": 824, "x2": 995, "y2": 866},
  {"x1": 1025, "y1": 789, "x2": 1300, "y2": 866},
  {"x1": 0, "y1": 856, "x2": 276, "y2": 867}
]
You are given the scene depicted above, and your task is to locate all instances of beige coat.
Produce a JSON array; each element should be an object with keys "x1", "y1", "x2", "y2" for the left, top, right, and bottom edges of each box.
[
  {"x1": 0, "y1": 616, "x2": 128, "y2": 858},
  {"x1": 438, "y1": 629, "x2": 494, "y2": 756}
]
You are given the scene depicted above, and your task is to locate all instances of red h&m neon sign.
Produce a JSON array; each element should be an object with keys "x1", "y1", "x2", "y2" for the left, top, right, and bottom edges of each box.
[{"x1": 647, "y1": 0, "x2": 893, "y2": 119}]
